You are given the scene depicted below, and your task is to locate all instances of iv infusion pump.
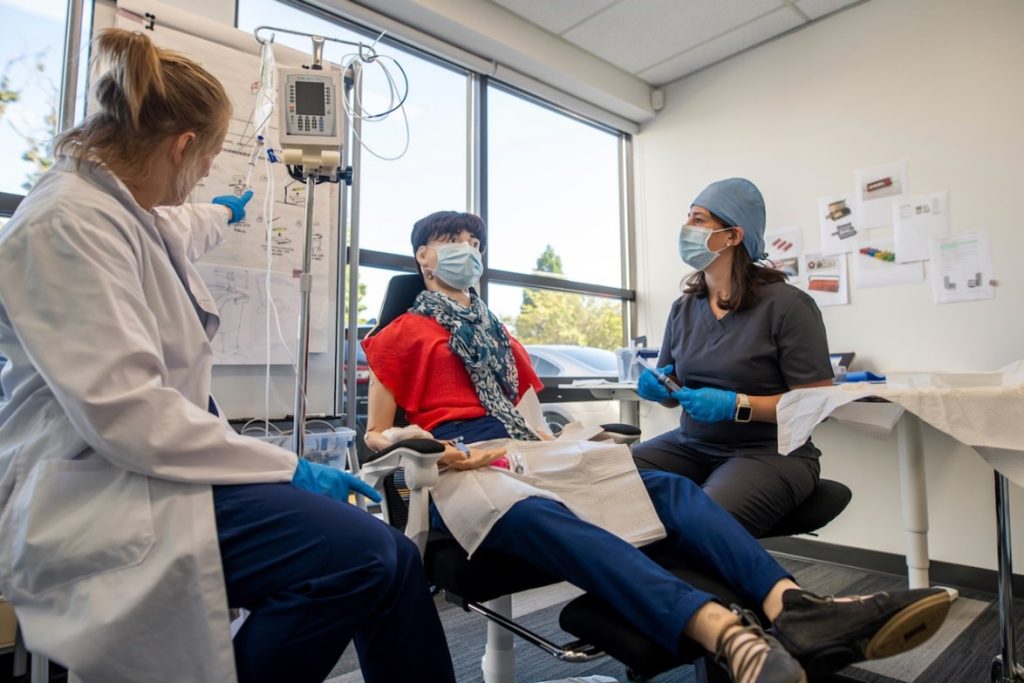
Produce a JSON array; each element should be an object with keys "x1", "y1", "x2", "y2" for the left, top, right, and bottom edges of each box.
[{"x1": 279, "y1": 68, "x2": 344, "y2": 154}]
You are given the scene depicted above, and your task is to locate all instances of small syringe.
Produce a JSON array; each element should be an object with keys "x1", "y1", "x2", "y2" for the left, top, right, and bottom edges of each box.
[{"x1": 635, "y1": 355, "x2": 681, "y2": 392}]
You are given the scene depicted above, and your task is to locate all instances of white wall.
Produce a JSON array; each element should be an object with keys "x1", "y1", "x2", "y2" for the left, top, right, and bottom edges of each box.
[{"x1": 634, "y1": 0, "x2": 1024, "y2": 572}]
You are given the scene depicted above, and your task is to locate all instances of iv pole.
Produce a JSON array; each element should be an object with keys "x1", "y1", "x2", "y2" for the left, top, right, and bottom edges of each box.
[{"x1": 253, "y1": 27, "x2": 372, "y2": 456}]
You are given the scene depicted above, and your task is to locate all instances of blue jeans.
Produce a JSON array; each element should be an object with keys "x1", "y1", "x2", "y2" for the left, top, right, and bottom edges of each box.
[
  {"x1": 214, "y1": 483, "x2": 455, "y2": 683},
  {"x1": 431, "y1": 415, "x2": 791, "y2": 655}
]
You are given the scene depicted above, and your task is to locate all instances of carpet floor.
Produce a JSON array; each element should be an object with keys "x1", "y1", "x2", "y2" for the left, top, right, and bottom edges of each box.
[{"x1": 325, "y1": 553, "x2": 1016, "y2": 683}]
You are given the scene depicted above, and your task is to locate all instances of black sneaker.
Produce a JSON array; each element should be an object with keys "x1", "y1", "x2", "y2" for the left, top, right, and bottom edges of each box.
[
  {"x1": 716, "y1": 607, "x2": 807, "y2": 683},
  {"x1": 770, "y1": 587, "x2": 951, "y2": 677}
]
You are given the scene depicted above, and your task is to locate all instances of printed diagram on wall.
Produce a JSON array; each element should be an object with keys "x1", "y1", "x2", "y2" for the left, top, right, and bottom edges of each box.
[
  {"x1": 893, "y1": 191, "x2": 950, "y2": 263},
  {"x1": 928, "y1": 232, "x2": 996, "y2": 304},
  {"x1": 801, "y1": 252, "x2": 849, "y2": 306},
  {"x1": 764, "y1": 226, "x2": 804, "y2": 282},
  {"x1": 117, "y1": 16, "x2": 335, "y2": 364},
  {"x1": 855, "y1": 160, "x2": 908, "y2": 230},
  {"x1": 198, "y1": 263, "x2": 329, "y2": 365},
  {"x1": 853, "y1": 232, "x2": 923, "y2": 288},
  {"x1": 817, "y1": 193, "x2": 859, "y2": 255}
]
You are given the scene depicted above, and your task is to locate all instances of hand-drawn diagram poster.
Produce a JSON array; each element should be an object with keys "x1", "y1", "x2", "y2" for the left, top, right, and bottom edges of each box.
[{"x1": 116, "y1": 10, "x2": 336, "y2": 365}]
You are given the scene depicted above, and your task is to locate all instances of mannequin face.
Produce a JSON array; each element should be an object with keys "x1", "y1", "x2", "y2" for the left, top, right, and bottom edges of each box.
[{"x1": 416, "y1": 229, "x2": 483, "y2": 273}]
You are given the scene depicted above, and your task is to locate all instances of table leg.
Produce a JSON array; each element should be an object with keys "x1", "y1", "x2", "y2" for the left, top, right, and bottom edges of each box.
[
  {"x1": 896, "y1": 412, "x2": 930, "y2": 588},
  {"x1": 992, "y1": 472, "x2": 1024, "y2": 683},
  {"x1": 619, "y1": 399, "x2": 639, "y2": 428}
]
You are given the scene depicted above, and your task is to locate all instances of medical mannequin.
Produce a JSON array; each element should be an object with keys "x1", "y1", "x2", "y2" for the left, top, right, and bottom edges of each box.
[
  {"x1": 634, "y1": 178, "x2": 834, "y2": 537},
  {"x1": 363, "y1": 211, "x2": 950, "y2": 683},
  {"x1": 0, "y1": 29, "x2": 453, "y2": 683}
]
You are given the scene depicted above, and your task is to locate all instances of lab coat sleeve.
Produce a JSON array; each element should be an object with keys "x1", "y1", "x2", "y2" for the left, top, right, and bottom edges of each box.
[
  {"x1": 0, "y1": 214, "x2": 297, "y2": 484},
  {"x1": 155, "y1": 203, "x2": 229, "y2": 262}
]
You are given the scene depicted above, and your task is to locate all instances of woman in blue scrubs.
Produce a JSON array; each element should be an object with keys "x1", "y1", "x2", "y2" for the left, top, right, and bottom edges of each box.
[{"x1": 633, "y1": 178, "x2": 834, "y2": 537}]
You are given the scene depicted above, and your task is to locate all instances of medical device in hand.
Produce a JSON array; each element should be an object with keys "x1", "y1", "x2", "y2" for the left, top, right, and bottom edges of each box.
[{"x1": 635, "y1": 355, "x2": 681, "y2": 392}]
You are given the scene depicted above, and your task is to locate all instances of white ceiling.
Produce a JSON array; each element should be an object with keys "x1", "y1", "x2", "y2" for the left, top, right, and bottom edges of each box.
[{"x1": 489, "y1": 0, "x2": 865, "y2": 86}]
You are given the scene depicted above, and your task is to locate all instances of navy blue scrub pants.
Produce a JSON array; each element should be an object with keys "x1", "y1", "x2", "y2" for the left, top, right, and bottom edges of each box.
[
  {"x1": 432, "y1": 416, "x2": 791, "y2": 656},
  {"x1": 213, "y1": 483, "x2": 456, "y2": 683}
]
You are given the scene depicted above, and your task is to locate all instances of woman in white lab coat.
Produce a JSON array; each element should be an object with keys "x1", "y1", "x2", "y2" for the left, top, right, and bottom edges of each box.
[{"x1": 0, "y1": 29, "x2": 454, "y2": 683}]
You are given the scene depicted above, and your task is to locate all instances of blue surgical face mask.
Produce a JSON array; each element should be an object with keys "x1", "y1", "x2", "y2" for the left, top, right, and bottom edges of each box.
[
  {"x1": 678, "y1": 225, "x2": 731, "y2": 271},
  {"x1": 428, "y1": 242, "x2": 483, "y2": 290}
]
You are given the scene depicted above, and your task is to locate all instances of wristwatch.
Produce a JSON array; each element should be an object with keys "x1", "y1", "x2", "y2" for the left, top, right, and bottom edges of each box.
[{"x1": 734, "y1": 393, "x2": 753, "y2": 423}]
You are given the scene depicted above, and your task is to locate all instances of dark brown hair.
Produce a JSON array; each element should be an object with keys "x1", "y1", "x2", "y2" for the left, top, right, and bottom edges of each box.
[
  {"x1": 682, "y1": 212, "x2": 786, "y2": 312},
  {"x1": 55, "y1": 28, "x2": 231, "y2": 199}
]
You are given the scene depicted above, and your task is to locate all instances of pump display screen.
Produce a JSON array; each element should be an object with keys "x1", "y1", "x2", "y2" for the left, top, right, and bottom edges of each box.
[{"x1": 295, "y1": 81, "x2": 326, "y2": 116}]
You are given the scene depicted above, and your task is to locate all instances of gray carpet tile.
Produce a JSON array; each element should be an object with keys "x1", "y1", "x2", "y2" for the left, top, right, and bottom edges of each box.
[{"x1": 325, "y1": 554, "x2": 1018, "y2": 683}]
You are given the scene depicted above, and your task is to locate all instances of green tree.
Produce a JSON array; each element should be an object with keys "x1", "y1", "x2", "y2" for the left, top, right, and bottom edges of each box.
[
  {"x1": 509, "y1": 246, "x2": 623, "y2": 351},
  {"x1": 535, "y1": 244, "x2": 563, "y2": 274},
  {"x1": 0, "y1": 50, "x2": 58, "y2": 192}
]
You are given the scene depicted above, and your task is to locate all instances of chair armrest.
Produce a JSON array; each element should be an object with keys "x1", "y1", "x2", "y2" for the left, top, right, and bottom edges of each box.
[
  {"x1": 360, "y1": 438, "x2": 445, "y2": 490},
  {"x1": 359, "y1": 438, "x2": 446, "y2": 558},
  {"x1": 595, "y1": 423, "x2": 642, "y2": 446}
]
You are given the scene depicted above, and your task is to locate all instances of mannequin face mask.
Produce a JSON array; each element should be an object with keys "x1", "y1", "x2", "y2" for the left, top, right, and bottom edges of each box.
[
  {"x1": 427, "y1": 242, "x2": 484, "y2": 290},
  {"x1": 678, "y1": 225, "x2": 732, "y2": 271}
]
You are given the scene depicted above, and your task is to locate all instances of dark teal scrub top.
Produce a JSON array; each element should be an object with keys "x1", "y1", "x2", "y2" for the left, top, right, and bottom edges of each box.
[{"x1": 657, "y1": 281, "x2": 833, "y2": 458}]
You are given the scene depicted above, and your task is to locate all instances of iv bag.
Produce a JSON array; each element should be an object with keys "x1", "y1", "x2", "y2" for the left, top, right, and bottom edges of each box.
[{"x1": 253, "y1": 38, "x2": 277, "y2": 138}]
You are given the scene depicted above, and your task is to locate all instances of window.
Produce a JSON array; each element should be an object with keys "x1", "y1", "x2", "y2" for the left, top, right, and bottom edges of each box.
[
  {"x1": 486, "y1": 86, "x2": 623, "y2": 288},
  {"x1": 0, "y1": 0, "x2": 68, "y2": 198},
  {"x1": 356, "y1": 48, "x2": 467, "y2": 255},
  {"x1": 485, "y1": 85, "x2": 630, "y2": 351}
]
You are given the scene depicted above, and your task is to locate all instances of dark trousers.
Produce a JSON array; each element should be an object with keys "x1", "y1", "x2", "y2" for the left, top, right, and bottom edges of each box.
[
  {"x1": 632, "y1": 429, "x2": 821, "y2": 537},
  {"x1": 432, "y1": 416, "x2": 791, "y2": 655},
  {"x1": 213, "y1": 483, "x2": 456, "y2": 683}
]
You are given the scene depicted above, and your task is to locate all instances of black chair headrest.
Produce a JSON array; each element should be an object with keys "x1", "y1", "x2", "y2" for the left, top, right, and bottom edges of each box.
[{"x1": 368, "y1": 274, "x2": 426, "y2": 338}]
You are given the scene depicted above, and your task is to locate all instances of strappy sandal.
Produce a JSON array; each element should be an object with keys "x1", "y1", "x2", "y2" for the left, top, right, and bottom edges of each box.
[{"x1": 714, "y1": 606, "x2": 807, "y2": 683}]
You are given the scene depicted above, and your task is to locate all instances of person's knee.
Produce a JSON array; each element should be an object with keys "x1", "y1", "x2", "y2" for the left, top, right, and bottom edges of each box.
[{"x1": 641, "y1": 468, "x2": 704, "y2": 499}]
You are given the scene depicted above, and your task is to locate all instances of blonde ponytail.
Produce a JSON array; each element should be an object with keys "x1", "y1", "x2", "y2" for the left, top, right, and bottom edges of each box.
[{"x1": 56, "y1": 28, "x2": 231, "y2": 186}]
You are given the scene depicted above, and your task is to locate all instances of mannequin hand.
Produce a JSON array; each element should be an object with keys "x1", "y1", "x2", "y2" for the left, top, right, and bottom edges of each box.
[
  {"x1": 440, "y1": 443, "x2": 508, "y2": 470},
  {"x1": 672, "y1": 387, "x2": 737, "y2": 423},
  {"x1": 636, "y1": 364, "x2": 674, "y2": 402},
  {"x1": 212, "y1": 189, "x2": 254, "y2": 224},
  {"x1": 292, "y1": 459, "x2": 382, "y2": 503}
]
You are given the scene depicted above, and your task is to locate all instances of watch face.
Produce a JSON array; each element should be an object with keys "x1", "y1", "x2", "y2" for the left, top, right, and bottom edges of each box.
[{"x1": 736, "y1": 405, "x2": 753, "y2": 422}]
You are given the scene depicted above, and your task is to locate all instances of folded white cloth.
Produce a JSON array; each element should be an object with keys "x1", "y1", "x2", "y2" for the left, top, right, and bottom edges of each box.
[{"x1": 777, "y1": 361, "x2": 1024, "y2": 484}]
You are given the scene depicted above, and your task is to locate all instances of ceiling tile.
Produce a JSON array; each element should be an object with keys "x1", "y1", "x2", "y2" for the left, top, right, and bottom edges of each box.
[
  {"x1": 490, "y1": 0, "x2": 619, "y2": 34},
  {"x1": 637, "y1": 6, "x2": 803, "y2": 85},
  {"x1": 562, "y1": 0, "x2": 785, "y2": 74},
  {"x1": 795, "y1": 0, "x2": 863, "y2": 21}
]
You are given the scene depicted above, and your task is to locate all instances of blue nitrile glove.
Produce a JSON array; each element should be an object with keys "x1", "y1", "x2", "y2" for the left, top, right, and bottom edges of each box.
[
  {"x1": 291, "y1": 459, "x2": 382, "y2": 503},
  {"x1": 636, "y1": 364, "x2": 674, "y2": 402},
  {"x1": 673, "y1": 386, "x2": 738, "y2": 423},
  {"x1": 211, "y1": 189, "x2": 254, "y2": 224}
]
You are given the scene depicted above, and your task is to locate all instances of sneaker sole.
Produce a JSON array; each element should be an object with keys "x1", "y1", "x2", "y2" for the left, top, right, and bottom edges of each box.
[
  {"x1": 863, "y1": 590, "x2": 952, "y2": 659},
  {"x1": 799, "y1": 591, "x2": 952, "y2": 677}
]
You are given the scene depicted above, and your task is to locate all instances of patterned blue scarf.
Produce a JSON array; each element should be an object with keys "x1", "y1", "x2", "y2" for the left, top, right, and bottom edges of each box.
[{"x1": 411, "y1": 290, "x2": 537, "y2": 441}]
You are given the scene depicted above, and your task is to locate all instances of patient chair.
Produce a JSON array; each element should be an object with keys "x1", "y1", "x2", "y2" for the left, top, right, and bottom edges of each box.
[{"x1": 358, "y1": 273, "x2": 852, "y2": 683}]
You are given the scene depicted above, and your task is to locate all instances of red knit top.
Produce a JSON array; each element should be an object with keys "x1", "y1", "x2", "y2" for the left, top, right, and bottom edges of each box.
[{"x1": 361, "y1": 312, "x2": 544, "y2": 431}]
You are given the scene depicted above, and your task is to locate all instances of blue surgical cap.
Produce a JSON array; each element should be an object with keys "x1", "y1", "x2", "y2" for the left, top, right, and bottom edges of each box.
[{"x1": 691, "y1": 178, "x2": 766, "y2": 260}]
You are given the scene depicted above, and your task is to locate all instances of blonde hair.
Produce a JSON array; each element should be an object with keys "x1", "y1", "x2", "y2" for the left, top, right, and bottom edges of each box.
[{"x1": 56, "y1": 28, "x2": 231, "y2": 199}]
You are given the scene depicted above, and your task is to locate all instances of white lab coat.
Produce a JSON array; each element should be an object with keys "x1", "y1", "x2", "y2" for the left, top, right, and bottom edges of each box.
[{"x1": 0, "y1": 155, "x2": 297, "y2": 683}]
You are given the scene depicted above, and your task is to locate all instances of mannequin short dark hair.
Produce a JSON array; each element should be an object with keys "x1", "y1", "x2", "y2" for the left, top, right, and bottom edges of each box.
[{"x1": 411, "y1": 211, "x2": 487, "y2": 273}]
